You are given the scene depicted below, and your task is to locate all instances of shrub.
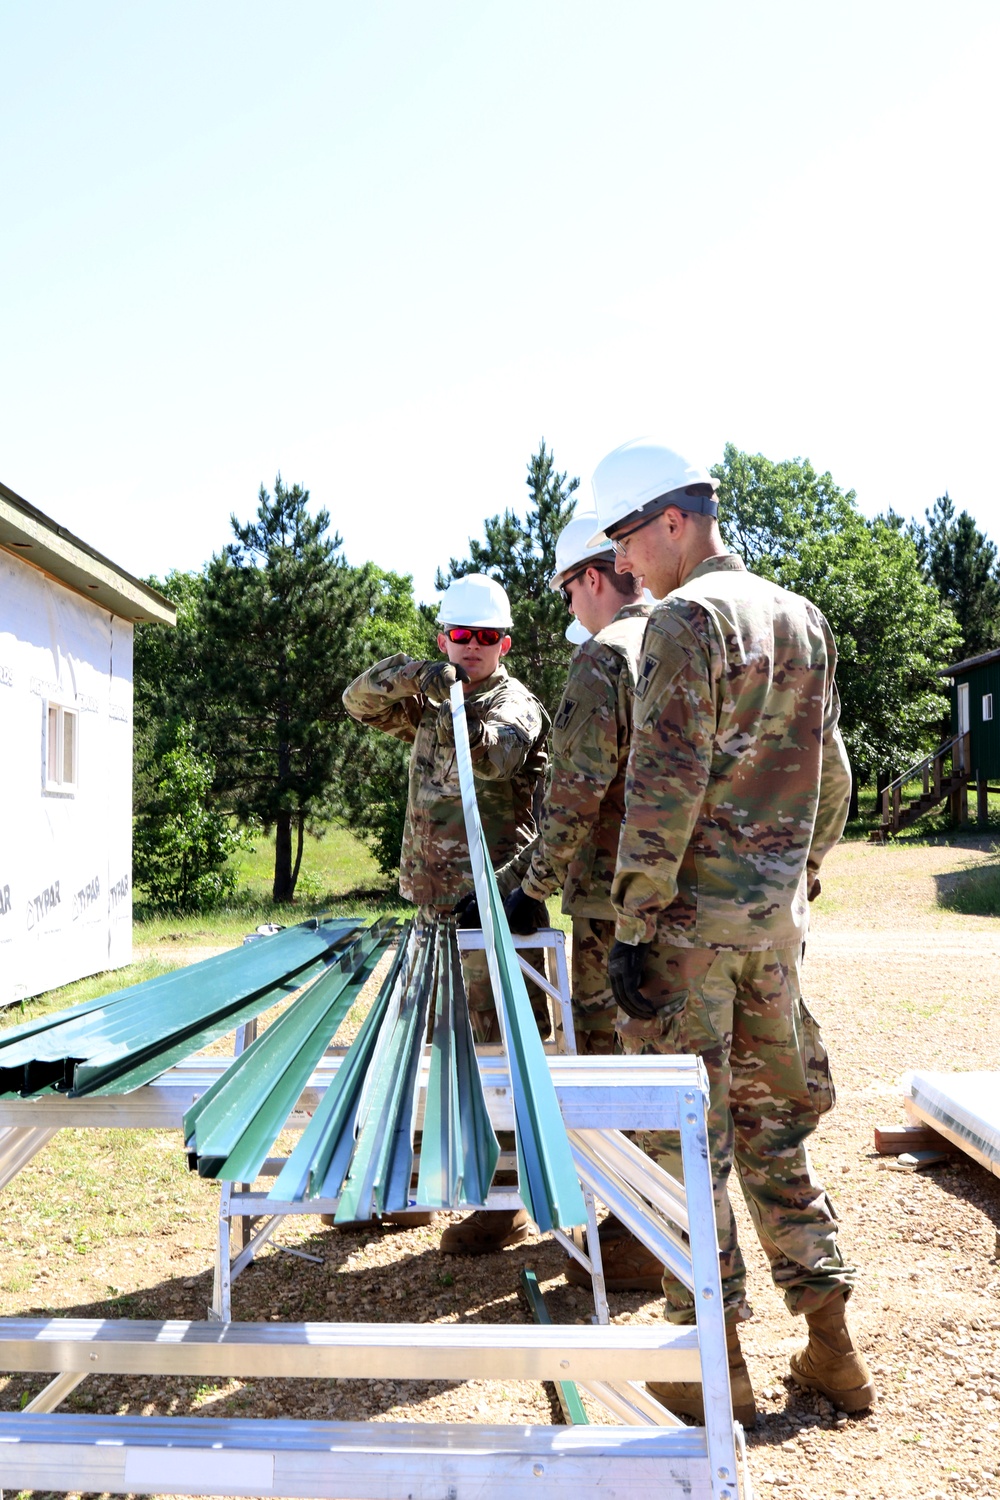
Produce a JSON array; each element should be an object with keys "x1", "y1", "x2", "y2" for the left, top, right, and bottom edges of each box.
[{"x1": 133, "y1": 724, "x2": 251, "y2": 911}]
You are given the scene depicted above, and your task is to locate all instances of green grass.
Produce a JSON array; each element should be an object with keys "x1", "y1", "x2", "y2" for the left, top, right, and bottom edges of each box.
[
  {"x1": 937, "y1": 856, "x2": 1000, "y2": 916},
  {"x1": 135, "y1": 826, "x2": 410, "y2": 947},
  {"x1": 18, "y1": 824, "x2": 572, "y2": 1023},
  {"x1": 842, "y1": 783, "x2": 1000, "y2": 844}
]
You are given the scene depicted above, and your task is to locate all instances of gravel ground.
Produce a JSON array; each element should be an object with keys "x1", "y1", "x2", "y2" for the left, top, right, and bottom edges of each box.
[{"x1": 0, "y1": 837, "x2": 998, "y2": 1500}]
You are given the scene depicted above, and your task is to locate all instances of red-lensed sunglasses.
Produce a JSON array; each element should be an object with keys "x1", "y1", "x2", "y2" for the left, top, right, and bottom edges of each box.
[{"x1": 443, "y1": 626, "x2": 504, "y2": 646}]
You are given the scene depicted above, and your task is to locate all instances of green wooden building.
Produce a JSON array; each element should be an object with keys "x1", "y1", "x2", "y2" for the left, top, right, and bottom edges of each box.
[
  {"x1": 941, "y1": 646, "x2": 1000, "y2": 814},
  {"x1": 942, "y1": 646, "x2": 1000, "y2": 780}
]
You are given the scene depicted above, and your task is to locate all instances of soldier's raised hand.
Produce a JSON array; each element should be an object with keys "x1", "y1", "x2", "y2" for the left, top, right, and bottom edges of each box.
[{"x1": 414, "y1": 660, "x2": 470, "y2": 703}]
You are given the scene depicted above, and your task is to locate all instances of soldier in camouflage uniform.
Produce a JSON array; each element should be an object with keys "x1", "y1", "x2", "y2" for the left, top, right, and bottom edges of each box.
[
  {"x1": 342, "y1": 573, "x2": 550, "y2": 1255},
  {"x1": 342, "y1": 576, "x2": 549, "y2": 1044},
  {"x1": 587, "y1": 437, "x2": 874, "y2": 1425},
  {"x1": 500, "y1": 515, "x2": 649, "y2": 1057}
]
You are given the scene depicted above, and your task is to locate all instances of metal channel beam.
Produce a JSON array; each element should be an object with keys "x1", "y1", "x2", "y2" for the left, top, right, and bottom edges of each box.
[
  {"x1": 0, "y1": 1126, "x2": 59, "y2": 1189},
  {"x1": 449, "y1": 681, "x2": 585, "y2": 1234},
  {"x1": 519, "y1": 1269, "x2": 589, "y2": 1426},
  {"x1": 336, "y1": 926, "x2": 434, "y2": 1220},
  {"x1": 267, "y1": 929, "x2": 415, "y2": 1206},
  {"x1": 0, "y1": 1318, "x2": 702, "y2": 1383},
  {"x1": 578, "y1": 1378, "x2": 683, "y2": 1428},
  {"x1": 418, "y1": 924, "x2": 499, "y2": 1208},
  {"x1": 569, "y1": 1133, "x2": 695, "y2": 1292},
  {"x1": 0, "y1": 1414, "x2": 720, "y2": 1500},
  {"x1": 571, "y1": 1126, "x2": 691, "y2": 1233},
  {"x1": 22, "y1": 1370, "x2": 87, "y2": 1413}
]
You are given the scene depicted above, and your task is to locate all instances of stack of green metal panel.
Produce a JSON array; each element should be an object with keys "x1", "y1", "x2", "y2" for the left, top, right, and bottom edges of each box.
[
  {"x1": 268, "y1": 920, "x2": 500, "y2": 1219},
  {"x1": 184, "y1": 918, "x2": 400, "y2": 1182},
  {"x1": 0, "y1": 918, "x2": 363, "y2": 1097}
]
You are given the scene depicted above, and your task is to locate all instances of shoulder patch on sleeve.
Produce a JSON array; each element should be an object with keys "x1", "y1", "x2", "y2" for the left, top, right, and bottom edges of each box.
[
  {"x1": 632, "y1": 622, "x2": 693, "y2": 712},
  {"x1": 634, "y1": 654, "x2": 658, "y2": 701},
  {"x1": 554, "y1": 697, "x2": 577, "y2": 731}
]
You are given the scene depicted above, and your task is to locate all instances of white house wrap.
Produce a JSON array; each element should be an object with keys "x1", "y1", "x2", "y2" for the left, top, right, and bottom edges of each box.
[{"x1": 0, "y1": 481, "x2": 175, "y2": 1005}]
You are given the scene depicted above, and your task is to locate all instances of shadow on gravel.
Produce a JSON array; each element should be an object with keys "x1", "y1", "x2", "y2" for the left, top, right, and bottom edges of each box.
[{"x1": 903, "y1": 1156, "x2": 1000, "y2": 1234}]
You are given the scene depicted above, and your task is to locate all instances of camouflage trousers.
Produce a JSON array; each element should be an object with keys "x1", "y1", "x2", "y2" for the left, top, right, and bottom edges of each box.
[
  {"x1": 418, "y1": 907, "x2": 551, "y2": 1045},
  {"x1": 617, "y1": 942, "x2": 854, "y2": 1325},
  {"x1": 570, "y1": 916, "x2": 618, "y2": 1055}
]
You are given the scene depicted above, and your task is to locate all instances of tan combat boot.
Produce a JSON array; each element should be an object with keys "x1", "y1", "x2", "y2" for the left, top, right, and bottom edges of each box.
[
  {"x1": 439, "y1": 1208, "x2": 532, "y2": 1254},
  {"x1": 565, "y1": 1215, "x2": 665, "y2": 1292},
  {"x1": 789, "y1": 1294, "x2": 876, "y2": 1412},
  {"x1": 648, "y1": 1322, "x2": 757, "y2": 1428}
]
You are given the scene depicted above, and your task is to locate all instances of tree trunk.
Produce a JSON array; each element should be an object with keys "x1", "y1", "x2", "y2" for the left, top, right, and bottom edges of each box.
[
  {"x1": 291, "y1": 811, "x2": 306, "y2": 894},
  {"x1": 848, "y1": 772, "x2": 859, "y2": 823},
  {"x1": 273, "y1": 810, "x2": 294, "y2": 902}
]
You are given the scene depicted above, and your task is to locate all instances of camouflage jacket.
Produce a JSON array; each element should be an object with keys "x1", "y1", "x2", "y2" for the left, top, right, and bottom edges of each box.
[
  {"x1": 612, "y1": 555, "x2": 851, "y2": 950},
  {"x1": 519, "y1": 602, "x2": 651, "y2": 919},
  {"x1": 342, "y1": 655, "x2": 547, "y2": 906}
]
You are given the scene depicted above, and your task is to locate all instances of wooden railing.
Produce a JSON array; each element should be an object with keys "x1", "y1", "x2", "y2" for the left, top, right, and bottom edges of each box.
[{"x1": 880, "y1": 732, "x2": 970, "y2": 834}]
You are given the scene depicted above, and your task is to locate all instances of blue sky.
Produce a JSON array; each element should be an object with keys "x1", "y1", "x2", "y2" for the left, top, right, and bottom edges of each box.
[{"x1": 2, "y1": 2, "x2": 998, "y2": 605}]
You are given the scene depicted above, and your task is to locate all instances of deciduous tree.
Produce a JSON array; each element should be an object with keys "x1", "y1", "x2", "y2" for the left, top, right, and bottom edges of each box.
[{"x1": 714, "y1": 446, "x2": 960, "y2": 813}]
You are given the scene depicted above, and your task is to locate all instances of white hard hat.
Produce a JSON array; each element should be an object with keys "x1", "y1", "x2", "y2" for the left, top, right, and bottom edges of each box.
[
  {"x1": 586, "y1": 438, "x2": 718, "y2": 547},
  {"x1": 549, "y1": 515, "x2": 616, "y2": 592},
  {"x1": 565, "y1": 618, "x2": 591, "y2": 646},
  {"x1": 436, "y1": 573, "x2": 512, "y2": 629}
]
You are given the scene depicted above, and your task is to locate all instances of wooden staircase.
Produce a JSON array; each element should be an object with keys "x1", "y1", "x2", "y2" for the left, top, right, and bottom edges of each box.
[{"x1": 871, "y1": 732, "x2": 971, "y2": 841}]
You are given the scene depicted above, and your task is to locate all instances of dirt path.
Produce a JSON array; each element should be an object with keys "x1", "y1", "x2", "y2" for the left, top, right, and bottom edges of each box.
[
  {"x1": 737, "y1": 840, "x2": 1000, "y2": 1499},
  {"x1": 0, "y1": 838, "x2": 997, "y2": 1500}
]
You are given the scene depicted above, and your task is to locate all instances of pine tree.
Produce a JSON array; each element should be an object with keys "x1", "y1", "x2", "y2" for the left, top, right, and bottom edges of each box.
[
  {"x1": 436, "y1": 441, "x2": 579, "y2": 714},
  {"x1": 187, "y1": 476, "x2": 373, "y2": 902},
  {"x1": 919, "y1": 494, "x2": 1000, "y2": 661}
]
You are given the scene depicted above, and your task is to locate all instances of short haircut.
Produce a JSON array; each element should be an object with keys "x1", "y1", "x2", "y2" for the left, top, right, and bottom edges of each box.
[{"x1": 589, "y1": 561, "x2": 642, "y2": 597}]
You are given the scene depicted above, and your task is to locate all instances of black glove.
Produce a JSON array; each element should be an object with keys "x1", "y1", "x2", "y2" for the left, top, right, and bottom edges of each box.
[
  {"x1": 414, "y1": 660, "x2": 470, "y2": 703},
  {"x1": 807, "y1": 876, "x2": 822, "y2": 902},
  {"x1": 609, "y1": 940, "x2": 656, "y2": 1021},
  {"x1": 452, "y1": 891, "x2": 480, "y2": 929},
  {"x1": 437, "y1": 702, "x2": 485, "y2": 748},
  {"x1": 503, "y1": 887, "x2": 548, "y2": 935}
]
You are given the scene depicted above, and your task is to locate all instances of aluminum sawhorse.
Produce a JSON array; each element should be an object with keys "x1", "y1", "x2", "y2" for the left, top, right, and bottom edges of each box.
[{"x1": 0, "y1": 1058, "x2": 750, "y2": 1499}]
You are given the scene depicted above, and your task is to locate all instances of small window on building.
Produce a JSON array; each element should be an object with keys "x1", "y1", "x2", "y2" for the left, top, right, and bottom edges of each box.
[
  {"x1": 45, "y1": 703, "x2": 78, "y2": 792},
  {"x1": 984, "y1": 693, "x2": 994, "y2": 722}
]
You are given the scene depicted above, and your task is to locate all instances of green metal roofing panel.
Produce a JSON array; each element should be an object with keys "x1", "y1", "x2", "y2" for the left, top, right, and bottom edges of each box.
[{"x1": 184, "y1": 920, "x2": 398, "y2": 1183}]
